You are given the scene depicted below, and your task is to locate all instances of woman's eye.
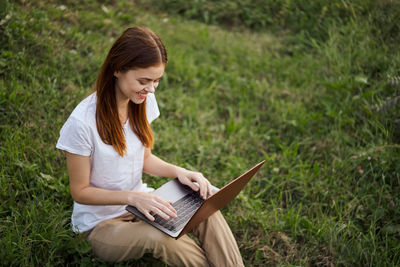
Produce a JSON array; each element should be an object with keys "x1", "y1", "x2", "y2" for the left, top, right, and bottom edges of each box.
[{"x1": 139, "y1": 80, "x2": 147, "y2": 85}]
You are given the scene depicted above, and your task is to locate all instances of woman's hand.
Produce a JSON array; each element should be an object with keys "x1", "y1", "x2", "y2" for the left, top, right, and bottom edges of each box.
[
  {"x1": 142, "y1": 150, "x2": 213, "y2": 199},
  {"x1": 176, "y1": 167, "x2": 212, "y2": 199},
  {"x1": 127, "y1": 191, "x2": 177, "y2": 221}
]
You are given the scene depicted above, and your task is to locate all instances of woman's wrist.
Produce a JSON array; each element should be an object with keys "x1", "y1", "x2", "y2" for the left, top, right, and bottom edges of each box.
[
  {"x1": 123, "y1": 190, "x2": 136, "y2": 206},
  {"x1": 174, "y1": 166, "x2": 186, "y2": 177}
]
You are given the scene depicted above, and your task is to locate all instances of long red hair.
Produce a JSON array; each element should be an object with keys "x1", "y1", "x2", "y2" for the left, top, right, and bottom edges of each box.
[{"x1": 95, "y1": 27, "x2": 167, "y2": 156}]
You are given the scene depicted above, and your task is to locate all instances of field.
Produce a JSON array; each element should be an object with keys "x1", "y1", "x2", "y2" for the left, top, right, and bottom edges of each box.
[{"x1": 1, "y1": 0, "x2": 399, "y2": 266}]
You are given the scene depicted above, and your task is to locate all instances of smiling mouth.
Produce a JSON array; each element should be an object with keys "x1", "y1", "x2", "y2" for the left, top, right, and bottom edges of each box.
[{"x1": 137, "y1": 91, "x2": 147, "y2": 99}]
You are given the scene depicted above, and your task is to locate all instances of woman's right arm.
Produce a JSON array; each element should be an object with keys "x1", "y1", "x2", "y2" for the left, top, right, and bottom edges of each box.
[{"x1": 66, "y1": 152, "x2": 177, "y2": 221}]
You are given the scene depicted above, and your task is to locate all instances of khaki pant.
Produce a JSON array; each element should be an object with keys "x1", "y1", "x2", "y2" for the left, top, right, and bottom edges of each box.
[{"x1": 85, "y1": 211, "x2": 244, "y2": 267}]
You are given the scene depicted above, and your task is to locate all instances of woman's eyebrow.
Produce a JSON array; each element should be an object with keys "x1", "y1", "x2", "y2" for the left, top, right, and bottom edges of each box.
[{"x1": 139, "y1": 75, "x2": 163, "y2": 81}]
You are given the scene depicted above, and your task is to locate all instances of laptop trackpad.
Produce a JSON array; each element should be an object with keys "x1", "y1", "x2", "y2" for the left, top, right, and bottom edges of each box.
[{"x1": 152, "y1": 178, "x2": 192, "y2": 203}]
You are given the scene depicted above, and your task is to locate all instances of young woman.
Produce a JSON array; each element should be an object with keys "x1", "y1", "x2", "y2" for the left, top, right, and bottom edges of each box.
[{"x1": 56, "y1": 27, "x2": 244, "y2": 266}]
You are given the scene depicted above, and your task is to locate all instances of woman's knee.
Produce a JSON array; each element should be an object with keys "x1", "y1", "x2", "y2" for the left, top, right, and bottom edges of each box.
[
  {"x1": 203, "y1": 210, "x2": 225, "y2": 226},
  {"x1": 146, "y1": 227, "x2": 175, "y2": 245},
  {"x1": 210, "y1": 210, "x2": 223, "y2": 220}
]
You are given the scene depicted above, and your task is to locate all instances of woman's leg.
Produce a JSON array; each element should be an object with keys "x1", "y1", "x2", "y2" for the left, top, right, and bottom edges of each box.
[
  {"x1": 85, "y1": 213, "x2": 210, "y2": 267},
  {"x1": 191, "y1": 211, "x2": 244, "y2": 267}
]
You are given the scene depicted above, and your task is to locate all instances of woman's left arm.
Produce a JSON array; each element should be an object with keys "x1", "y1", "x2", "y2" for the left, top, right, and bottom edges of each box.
[{"x1": 143, "y1": 148, "x2": 212, "y2": 199}]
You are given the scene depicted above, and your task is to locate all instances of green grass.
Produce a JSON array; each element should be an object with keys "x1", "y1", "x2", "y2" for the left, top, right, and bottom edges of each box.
[{"x1": 1, "y1": 0, "x2": 399, "y2": 266}]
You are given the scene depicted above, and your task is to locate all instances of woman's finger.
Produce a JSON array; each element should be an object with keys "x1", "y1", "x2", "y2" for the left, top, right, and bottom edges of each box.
[
  {"x1": 143, "y1": 210, "x2": 155, "y2": 221},
  {"x1": 197, "y1": 174, "x2": 208, "y2": 199},
  {"x1": 156, "y1": 196, "x2": 177, "y2": 214},
  {"x1": 155, "y1": 199, "x2": 177, "y2": 218},
  {"x1": 184, "y1": 177, "x2": 200, "y2": 192},
  {"x1": 151, "y1": 206, "x2": 170, "y2": 220},
  {"x1": 157, "y1": 197, "x2": 176, "y2": 211},
  {"x1": 206, "y1": 180, "x2": 213, "y2": 197}
]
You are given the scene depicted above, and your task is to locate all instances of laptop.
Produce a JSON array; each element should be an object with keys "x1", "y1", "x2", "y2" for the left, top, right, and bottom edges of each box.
[{"x1": 126, "y1": 161, "x2": 265, "y2": 239}]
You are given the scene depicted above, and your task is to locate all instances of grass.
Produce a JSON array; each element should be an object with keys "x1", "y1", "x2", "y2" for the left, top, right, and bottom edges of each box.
[{"x1": 1, "y1": 0, "x2": 399, "y2": 266}]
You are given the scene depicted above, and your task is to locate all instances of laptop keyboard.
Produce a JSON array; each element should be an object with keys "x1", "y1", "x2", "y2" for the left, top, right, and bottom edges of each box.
[{"x1": 153, "y1": 191, "x2": 204, "y2": 232}]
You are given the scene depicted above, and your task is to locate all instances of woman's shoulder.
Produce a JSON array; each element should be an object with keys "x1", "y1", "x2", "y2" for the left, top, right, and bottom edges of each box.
[
  {"x1": 69, "y1": 92, "x2": 97, "y2": 125},
  {"x1": 58, "y1": 92, "x2": 97, "y2": 138},
  {"x1": 56, "y1": 92, "x2": 97, "y2": 155}
]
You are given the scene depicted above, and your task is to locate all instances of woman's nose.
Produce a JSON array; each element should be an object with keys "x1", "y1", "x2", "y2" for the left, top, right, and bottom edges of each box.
[{"x1": 145, "y1": 84, "x2": 155, "y2": 93}]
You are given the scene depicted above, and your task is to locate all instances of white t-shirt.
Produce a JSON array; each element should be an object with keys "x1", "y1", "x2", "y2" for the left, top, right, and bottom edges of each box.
[{"x1": 56, "y1": 92, "x2": 160, "y2": 233}]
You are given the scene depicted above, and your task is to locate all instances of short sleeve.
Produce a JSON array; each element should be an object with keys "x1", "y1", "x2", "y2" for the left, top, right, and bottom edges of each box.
[
  {"x1": 56, "y1": 116, "x2": 92, "y2": 156},
  {"x1": 146, "y1": 93, "x2": 160, "y2": 124}
]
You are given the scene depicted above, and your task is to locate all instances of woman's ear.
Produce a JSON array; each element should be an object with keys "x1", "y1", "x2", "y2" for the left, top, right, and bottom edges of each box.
[{"x1": 114, "y1": 71, "x2": 120, "y2": 78}]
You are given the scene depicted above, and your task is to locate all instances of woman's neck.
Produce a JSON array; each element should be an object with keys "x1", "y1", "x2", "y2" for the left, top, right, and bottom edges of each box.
[
  {"x1": 115, "y1": 92, "x2": 130, "y2": 125},
  {"x1": 118, "y1": 106, "x2": 129, "y2": 125}
]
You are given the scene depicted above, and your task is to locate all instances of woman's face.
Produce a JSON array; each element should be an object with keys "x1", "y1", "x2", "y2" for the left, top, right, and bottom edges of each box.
[{"x1": 114, "y1": 64, "x2": 165, "y2": 105}]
